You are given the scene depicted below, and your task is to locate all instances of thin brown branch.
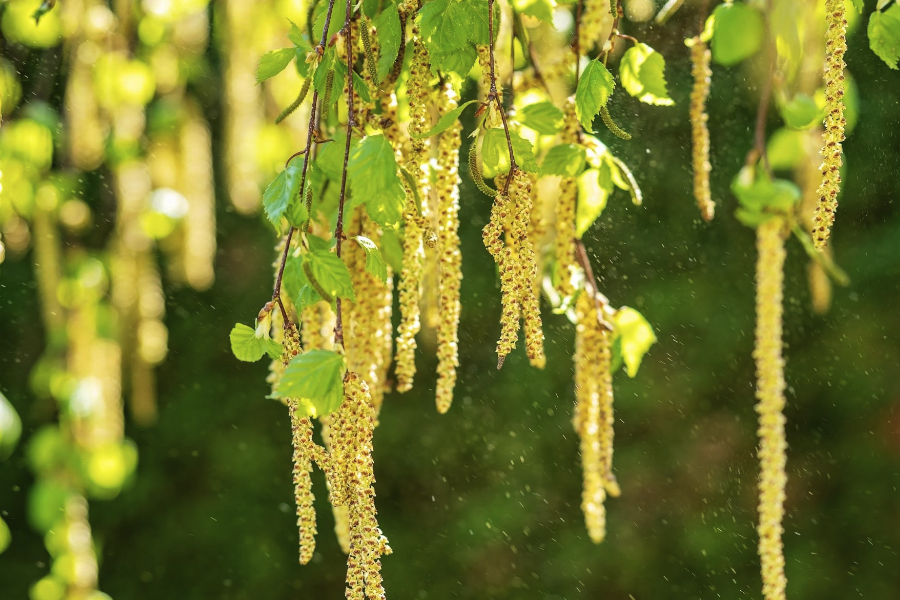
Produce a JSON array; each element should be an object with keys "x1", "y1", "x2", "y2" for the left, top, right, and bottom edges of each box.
[
  {"x1": 575, "y1": 240, "x2": 614, "y2": 331},
  {"x1": 487, "y1": 0, "x2": 517, "y2": 193},
  {"x1": 332, "y1": 0, "x2": 357, "y2": 350}
]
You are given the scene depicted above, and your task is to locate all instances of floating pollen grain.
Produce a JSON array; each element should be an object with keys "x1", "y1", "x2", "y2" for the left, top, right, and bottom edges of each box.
[
  {"x1": 689, "y1": 36, "x2": 714, "y2": 221},
  {"x1": 812, "y1": 0, "x2": 848, "y2": 251},
  {"x1": 435, "y1": 83, "x2": 464, "y2": 414},
  {"x1": 510, "y1": 170, "x2": 545, "y2": 369},
  {"x1": 754, "y1": 217, "x2": 788, "y2": 600}
]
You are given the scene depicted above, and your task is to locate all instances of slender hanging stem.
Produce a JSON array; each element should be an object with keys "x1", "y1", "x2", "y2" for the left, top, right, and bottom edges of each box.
[{"x1": 487, "y1": 0, "x2": 517, "y2": 193}]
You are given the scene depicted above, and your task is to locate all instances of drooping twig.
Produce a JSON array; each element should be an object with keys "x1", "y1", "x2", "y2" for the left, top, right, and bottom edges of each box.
[{"x1": 271, "y1": 0, "x2": 339, "y2": 324}]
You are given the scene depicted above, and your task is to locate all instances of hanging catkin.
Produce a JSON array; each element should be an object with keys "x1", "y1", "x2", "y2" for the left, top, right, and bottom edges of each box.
[
  {"x1": 689, "y1": 36, "x2": 714, "y2": 221},
  {"x1": 435, "y1": 83, "x2": 464, "y2": 413},
  {"x1": 573, "y1": 293, "x2": 619, "y2": 544},
  {"x1": 754, "y1": 217, "x2": 788, "y2": 600},
  {"x1": 812, "y1": 0, "x2": 847, "y2": 251},
  {"x1": 394, "y1": 31, "x2": 431, "y2": 393},
  {"x1": 510, "y1": 170, "x2": 545, "y2": 368},
  {"x1": 482, "y1": 183, "x2": 520, "y2": 367},
  {"x1": 555, "y1": 98, "x2": 580, "y2": 297}
]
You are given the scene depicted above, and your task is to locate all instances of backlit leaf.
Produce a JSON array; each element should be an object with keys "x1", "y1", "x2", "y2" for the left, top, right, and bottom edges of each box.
[
  {"x1": 575, "y1": 60, "x2": 615, "y2": 132},
  {"x1": 541, "y1": 144, "x2": 586, "y2": 177},
  {"x1": 613, "y1": 307, "x2": 656, "y2": 377},
  {"x1": 619, "y1": 43, "x2": 674, "y2": 106},
  {"x1": 276, "y1": 350, "x2": 346, "y2": 416},
  {"x1": 230, "y1": 324, "x2": 283, "y2": 362},
  {"x1": 869, "y1": 4, "x2": 900, "y2": 70},
  {"x1": 353, "y1": 236, "x2": 389, "y2": 282},
  {"x1": 519, "y1": 101, "x2": 564, "y2": 135},
  {"x1": 375, "y1": 4, "x2": 402, "y2": 82},
  {"x1": 257, "y1": 48, "x2": 295, "y2": 83},
  {"x1": 709, "y1": 2, "x2": 764, "y2": 66}
]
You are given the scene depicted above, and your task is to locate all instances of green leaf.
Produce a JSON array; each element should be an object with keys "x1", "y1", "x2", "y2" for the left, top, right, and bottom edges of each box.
[
  {"x1": 540, "y1": 144, "x2": 586, "y2": 177},
  {"x1": 420, "y1": 0, "x2": 472, "y2": 53},
  {"x1": 519, "y1": 101, "x2": 564, "y2": 135},
  {"x1": 230, "y1": 324, "x2": 283, "y2": 362},
  {"x1": 575, "y1": 60, "x2": 615, "y2": 132},
  {"x1": 263, "y1": 166, "x2": 306, "y2": 229},
  {"x1": 619, "y1": 43, "x2": 674, "y2": 106},
  {"x1": 766, "y1": 128, "x2": 806, "y2": 170},
  {"x1": 709, "y1": 2, "x2": 764, "y2": 66},
  {"x1": 349, "y1": 135, "x2": 407, "y2": 226},
  {"x1": 869, "y1": 4, "x2": 900, "y2": 70},
  {"x1": 276, "y1": 350, "x2": 346, "y2": 416},
  {"x1": 779, "y1": 93, "x2": 819, "y2": 129},
  {"x1": 411, "y1": 100, "x2": 479, "y2": 138},
  {"x1": 295, "y1": 285, "x2": 324, "y2": 313},
  {"x1": 314, "y1": 47, "x2": 342, "y2": 105},
  {"x1": 607, "y1": 154, "x2": 642, "y2": 206},
  {"x1": 481, "y1": 128, "x2": 540, "y2": 174},
  {"x1": 430, "y1": 44, "x2": 478, "y2": 75},
  {"x1": 375, "y1": 4, "x2": 402, "y2": 82},
  {"x1": 575, "y1": 164, "x2": 613, "y2": 238},
  {"x1": 353, "y1": 70, "x2": 371, "y2": 103},
  {"x1": 257, "y1": 48, "x2": 296, "y2": 83},
  {"x1": 287, "y1": 19, "x2": 306, "y2": 47},
  {"x1": 463, "y1": 0, "x2": 494, "y2": 45},
  {"x1": 283, "y1": 253, "x2": 308, "y2": 301},
  {"x1": 0, "y1": 391, "x2": 22, "y2": 461},
  {"x1": 307, "y1": 250, "x2": 356, "y2": 300},
  {"x1": 731, "y1": 167, "x2": 801, "y2": 213},
  {"x1": 850, "y1": 0, "x2": 865, "y2": 13},
  {"x1": 353, "y1": 236, "x2": 389, "y2": 282},
  {"x1": 613, "y1": 307, "x2": 656, "y2": 378},
  {"x1": 514, "y1": 0, "x2": 556, "y2": 24},
  {"x1": 379, "y1": 228, "x2": 404, "y2": 272},
  {"x1": 313, "y1": 6, "x2": 344, "y2": 44}
]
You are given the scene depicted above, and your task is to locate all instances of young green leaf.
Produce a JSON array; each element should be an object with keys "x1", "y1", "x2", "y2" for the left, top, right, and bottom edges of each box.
[
  {"x1": 575, "y1": 60, "x2": 616, "y2": 132},
  {"x1": 709, "y1": 2, "x2": 764, "y2": 66},
  {"x1": 868, "y1": 4, "x2": 900, "y2": 70},
  {"x1": 519, "y1": 101, "x2": 564, "y2": 135},
  {"x1": 411, "y1": 100, "x2": 480, "y2": 139},
  {"x1": 0, "y1": 391, "x2": 22, "y2": 461},
  {"x1": 619, "y1": 43, "x2": 674, "y2": 106},
  {"x1": 305, "y1": 250, "x2": 356, "y2": 301},
  {"x1": 314, "y1": 47, "x2": 342, "y2": 104},
  {"x1": 766, "y1": 128, "x2": 806, "y2": 170},
  {"x1": 731, "y1": 167, "x2": 801, "y2": 213},
  {"x1": 353, "y1": 236, "x2": 389, "y2": 282},
  {"x1": 607, "y1": 154, "x2": 642, "y2": 206},
  {"x1": 513, "y1": 0, "x2": 556, "y2": 25},
  {"x1": 481, "y1": 128, "x2": 540, "y2": 174},
  {"x1": 287, "y1": 19, "x2": 306, "y2": 47},
  {"x1": 375, "y1": 4, "x2": 402, "y2": 82},
  {"x1": 349, "y1": 135, "x2": 407, "y2": 226},
  {"x1": 779, "y1": 93, "x2": 819, "y2": 130},
  {"x1": 430, "y1": 45, "x2": 478, "y2": 75},
  {"x1": 230, "y1": 324, "x2": 283, "y2": 362},
  {"x1": 540, "y1": 144, "x2": 587, "y2": 177},
  {"x1": 257, "y1": 48, "x2": 296, "y2": 83},
  {"x1": 263, "y1": 165, "x2": 305, "y2": 229},
  {"x1": 575, "y1": 164, "x2": 613, "y2": 238},
  {"x1": 419, "y1": 0, "x2": 473, "y2": 54},
  {"x1": 295, "y1": 285, "x2": 324, "y2": 313},
  {"x1": 276, "y1": 350, "x2": 346, "y2": 416},
  {"x1": 613, "y1": 307, "x2": 656, "y2": 378}
]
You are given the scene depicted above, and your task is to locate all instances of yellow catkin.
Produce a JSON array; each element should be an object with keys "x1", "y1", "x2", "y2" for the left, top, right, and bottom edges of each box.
[
  {"x1": 754, "y1": 217, "x2": 788, "y2": 600},
  {"x1": 435, "y1": 83, "x2": 464, "y2": 413},
  {"x1": 689, "y1": 37, "x2": 715, "y2": 221},
  {"x1": 342, "y1": 373, "x2": 391, "y2": 600},
  {"x1": 319, "y1": 414, "x2": 352, "y2": 554},
  {"x1": 574, "y1": 293, "x2": 619, "y2": 544},
  {"x1": 812, "y1": 0, "x2": 848, "y2": 251},
  {"x1": 510, "y1": 171, "x2": 545, "y2": 368},
  {"x1": 476, "y1": 45, "x2": 504, "y2": 129},
  {"x1": 578, "y1": 0, "x2": 614, "y2": 55},
  {"x1": 482, "y1": 187, "x2": 519, "y2": 367},
  {"x1": 555, "y1": 99, "x2": 581, "y2": 297}
]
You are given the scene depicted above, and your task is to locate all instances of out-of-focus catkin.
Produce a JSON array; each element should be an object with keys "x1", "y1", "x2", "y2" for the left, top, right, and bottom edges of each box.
[
  {"x1": 510, "y1": 171, "x2": 545, "y2": 368},
  {"x1": 573, "y1": 293, "x2": 619, "y2": 544},
  {"x1": 578, "y1": 0, "x2": 614, "y2": 55},
  {"x1": 754, "y1": 217, "x2": 788, "y2": 600},
  {"x1": 812, "y1": 0, "x2": 848, "y2": 251},
  {"x1": 477, "y1": 45, "x2": 504, "y2": 129},
  {"x1": 435, "y1": 83, "x2": 464, "y2": 413},
  {"x1": 555, "y1": 99, "x2": 580, "y2": 297},
  {"x1": 689, "y1": 36, "x2": 714, "y2": 221}
]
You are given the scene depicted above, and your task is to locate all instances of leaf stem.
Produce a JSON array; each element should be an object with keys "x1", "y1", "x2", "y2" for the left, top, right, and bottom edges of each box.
[{"x1": 487, "y1": 0, "x2": 517, "y2": 192}]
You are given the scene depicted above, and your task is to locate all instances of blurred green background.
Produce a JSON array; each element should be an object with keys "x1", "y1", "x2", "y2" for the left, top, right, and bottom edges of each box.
[{"x1": 2, "y1": 1, "x2": 900, "y2": 599}]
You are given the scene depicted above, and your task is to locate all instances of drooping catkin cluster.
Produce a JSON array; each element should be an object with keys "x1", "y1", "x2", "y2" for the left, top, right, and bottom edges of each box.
[
  {"x1": 689, "y1": 36, "x2": 714, "y2": 221},
  {"x1": 555, "y1": 98, "x2": 581, "y2": 297},
  {"x1": 510, "y1": 171, "x2": 546, "y2": 368},
  {"x1": 573, "y1": 293, "x2": 620, "y2": 544},
  {"x1": 812, "y1": 0, "x2": 848, "y2": 251},
  {"x1": 435, "y1": 84, "x2": 464, "y2": 413},
  {"x1": 394, "y1": 31, "x2": 432, "y2": 393},
  {"x1": 337, "y1": 373, "x2": 391, "y2": 600},
  {"x1": 753, "y1": 217, "x2": 788, "y2": 600}
]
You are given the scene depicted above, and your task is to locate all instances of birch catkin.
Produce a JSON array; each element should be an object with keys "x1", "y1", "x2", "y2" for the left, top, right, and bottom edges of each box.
[
  {"x1": 754, "y1": 217, "x2": 788, "y2": 600},
  {"x1": 689, "y1": 36, "x2": 714, "y2": 221},
  {"x1": 482, "y1": 185, "x2": 519, "y2": 367},
  {"x1": 510, "y1": 171, "x2": 545, "y2": 368},
  {"x1": 555, "y1": 99, "x2": 580, "y2": 297},
  {"x1": 435, "y1": 83, "x2": 464, "y2": 413},
  {"x1": 812, "y1": 0, "x2": 848, "y2": 251}
]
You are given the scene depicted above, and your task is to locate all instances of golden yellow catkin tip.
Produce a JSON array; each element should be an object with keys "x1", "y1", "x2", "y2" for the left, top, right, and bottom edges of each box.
[
  {"x1": 435, "y1": 83, "x2": 464, "y2": 414},
  {"x1": 482, "y1": 188, "x2": 520, "y2": 367},
  {"x1": 754, "y1": 217, "x2": 788, "y2": 600},
  {"x1": 689, "y1": 36, "x2": 715, "y2": 221},
  {"x1": 574, "y1": 293, "x2": 617, "y2": 544},
  {"x1": 289, "y1": 401, "x2": 318, "y2": 565},
  {"x1": 812, "y1": 0, "x2": 848, "y2": 251},
  {"x1": 510, "y1": 170, "x2": 546, "y2": 368}
]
